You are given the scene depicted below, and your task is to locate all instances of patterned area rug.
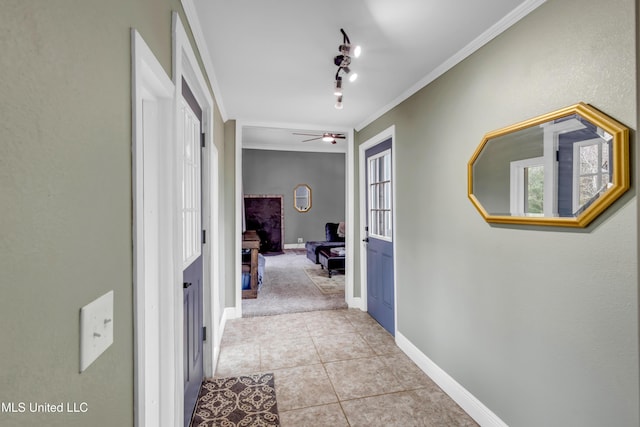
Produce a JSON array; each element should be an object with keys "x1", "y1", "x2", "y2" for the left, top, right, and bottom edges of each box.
[
  {"x1": 303, "y1": 266, "x2": 345, "y2": 294},
  {"x1": 190, "y1": 373, "x2": 280, "y2": 426}
]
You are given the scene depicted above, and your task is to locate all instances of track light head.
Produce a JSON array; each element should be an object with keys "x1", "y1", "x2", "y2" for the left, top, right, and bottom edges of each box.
[
  {"x1": 333, "y1": 55, "x2": 351, "y2": 68},
  {"x1": 335, "y1": 96, "x2": 343, "y2": 110},
  {"x1": 334, "y1": 78, "x2": 343, "y2": 96},
  {"x1": 339, "y1": 43, "x2": 361, "y2": 58}
]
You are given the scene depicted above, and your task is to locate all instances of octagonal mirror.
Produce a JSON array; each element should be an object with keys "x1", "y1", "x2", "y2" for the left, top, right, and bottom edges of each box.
[
  {"x1": 468, "y1": 103, "x2": 629, "y2": 227},
  {"x1": 293, "y1": 184, "x2": 312, "y2": 212}
]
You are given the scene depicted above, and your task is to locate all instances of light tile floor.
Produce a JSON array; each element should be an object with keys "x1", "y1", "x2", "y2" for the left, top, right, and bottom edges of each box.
[{"x1": 215, "y1": 309, "x2": 478, "y2": 427}]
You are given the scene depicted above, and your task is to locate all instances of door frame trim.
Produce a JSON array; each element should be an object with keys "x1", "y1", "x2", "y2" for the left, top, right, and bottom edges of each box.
[
  {"x1": 233, "y1": 122, "x2": 356, "y2": 315},
  {"x1": 131, "y1": 29, "x2": 176, "y2": 427},
  {"x1": 358, "y1": 125, "x2": 397, "y2": 335}
]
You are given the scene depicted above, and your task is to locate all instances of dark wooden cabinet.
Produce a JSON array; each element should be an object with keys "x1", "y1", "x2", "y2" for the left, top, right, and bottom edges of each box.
[{"x1": 242, "y1": 231, "x2": 260, "y2": 299}]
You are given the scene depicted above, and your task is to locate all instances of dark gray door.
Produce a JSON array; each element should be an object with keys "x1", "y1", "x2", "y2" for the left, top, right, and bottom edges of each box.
[
  {"x1": 182, "y1": 78, "x2": 204, "y2": 426},
  {"x1": 365, "y1": 138, "x2": 395, "y2": 335}
]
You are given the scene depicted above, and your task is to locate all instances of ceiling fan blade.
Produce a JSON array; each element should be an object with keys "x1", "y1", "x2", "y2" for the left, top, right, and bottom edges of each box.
[
  {"x1": 293, "y1": 133, "x2": 322, "y2": 137},
  {"x1": 294, "y1": 132, "x2": 345, "y2": 143}
]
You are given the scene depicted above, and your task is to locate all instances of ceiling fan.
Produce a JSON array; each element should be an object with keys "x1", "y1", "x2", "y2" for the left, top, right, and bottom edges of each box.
[{"x1": 293, "y1": 132, "x2": 346, "y2": 144}]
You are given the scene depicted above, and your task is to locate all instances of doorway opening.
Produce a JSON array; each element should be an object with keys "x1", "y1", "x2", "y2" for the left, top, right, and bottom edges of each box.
[{"x1": 236, "y1": 125, "x2": 354, "y2": 317}]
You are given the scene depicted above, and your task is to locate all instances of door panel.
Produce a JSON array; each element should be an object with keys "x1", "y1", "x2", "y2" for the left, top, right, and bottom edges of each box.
[
  {"x1": 365, "y1": 138, "x2": 395, "y2": 335},
  {"x1": 183, "y1": 256, "x2": 202, "y2": 426},
  {"x1": 181, "y1": 78, "x2": 204, "y2": 427},
  {"x1": 381, "y1": 252, "x2": 394, "y2": 309}
]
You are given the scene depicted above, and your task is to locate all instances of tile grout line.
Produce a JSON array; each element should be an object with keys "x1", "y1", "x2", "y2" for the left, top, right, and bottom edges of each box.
[
  {"x1": 309, "y1": 313, "x2": 353, "y2": 425},
  {"x1": 317, "y1": 340, "x2": 353, "y2": 426},
  {"x1": 222, "y1": 309, "x2": 438, "y2": 425}
]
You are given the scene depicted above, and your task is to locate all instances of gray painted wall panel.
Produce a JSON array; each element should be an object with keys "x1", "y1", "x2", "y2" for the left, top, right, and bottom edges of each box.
[
  {"x1": 242, "y1": 149, "x2": 346, "y2": 244},
  {"x1": 0, "y1": 1, "x2": 227, "y2": 425}
]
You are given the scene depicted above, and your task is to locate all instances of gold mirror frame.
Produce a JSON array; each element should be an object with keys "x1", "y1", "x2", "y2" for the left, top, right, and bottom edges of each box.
[
  {"x1": 293, "y1": 184, "x2": 312, "y2": 213},
  {"x1": 468, "y1": 103, "x2": 629, "y2": 227}
]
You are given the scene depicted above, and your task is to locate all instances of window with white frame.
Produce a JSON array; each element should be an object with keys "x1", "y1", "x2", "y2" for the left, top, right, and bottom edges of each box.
[
  {"x1": 182, "y1": 101, "x2": 201, "y2": 267},
  {"x1": 572, "y1": 137, "x2": 610, "y2": 212},
  {"x1": 368, "y1": 149, "x2": 392, "y2": 239},
  {"x1": 510, "y1": 157, "x2": 545, "y2": 216}
]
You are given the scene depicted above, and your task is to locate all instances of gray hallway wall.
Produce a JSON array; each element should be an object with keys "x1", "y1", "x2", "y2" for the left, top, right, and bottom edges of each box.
[
  {"x1": 355, "y1": 0, "x2": 638, "y2": 425},
  {"x1": 0, "y1": 1, "x2": 226, "y2": 426},
  {"x1": 243, "y1": 149, "x2": 346, "y2": 244}
]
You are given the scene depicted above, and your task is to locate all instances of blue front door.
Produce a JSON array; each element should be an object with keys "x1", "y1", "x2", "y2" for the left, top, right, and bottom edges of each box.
[
  {"x1": 182, "y1": 79, "x2": 204, "y2": 426},
  {"x1": 365, "y1": 138, "x2": 395, "y2": 335}
]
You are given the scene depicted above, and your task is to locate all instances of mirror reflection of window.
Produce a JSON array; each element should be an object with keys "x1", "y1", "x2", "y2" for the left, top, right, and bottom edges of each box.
[
  {"x1": 573, "y1": 138, "x2": 611, "y2": 213},
  {"x1": 510, "y1": 157, "x2": 544, "y2": 217},
  {"x1": 524, "y1": 165, "x2": 544, "y2": 215}
]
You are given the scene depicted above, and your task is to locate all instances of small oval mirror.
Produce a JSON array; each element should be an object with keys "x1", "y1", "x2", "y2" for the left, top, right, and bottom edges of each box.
[
  {"x1": 293, "y1": 184, "x2": 312, "y2": 213},
  {"x1": 468, "y1": 103, "x2": 629, "y2": 227}
]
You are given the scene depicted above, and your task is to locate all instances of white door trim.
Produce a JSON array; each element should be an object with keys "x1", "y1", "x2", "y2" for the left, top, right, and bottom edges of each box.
[
  {"x1": 132, "y1": 29, "x2": 176, "y2": 427},
  {"x1": 173, "y1": 12, "x2": 219, "y2": 426},
  {"x1": 234, "y1": 122, "x2": 243, "y2": 316},
  {"x1": 358, "y1": 125, "x2": 397, "y2": 335},
  {"x1": 345, "y1": 128, "x2": 356, "y2": 308}
]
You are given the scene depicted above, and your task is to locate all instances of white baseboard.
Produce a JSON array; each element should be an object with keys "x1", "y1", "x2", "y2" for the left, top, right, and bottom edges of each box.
[
  {"x1": 395, "y1": 332, "x2": 508, "y2": 427},
  {"x1": 213, "y1": 307, "x2": 239, "y2": 375},
  {"x1": 283, "y1": 243, "x2": 305, "y2": 249},
  {"x1": 348, "y1": 296, "x2": 364, "y2": 311},
  {"x1": 221, "y1": 306, "x2": 238, "y2": 325}
]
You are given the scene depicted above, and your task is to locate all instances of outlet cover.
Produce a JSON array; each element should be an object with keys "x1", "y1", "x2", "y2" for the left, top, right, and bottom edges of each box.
[{"x1": 80, "y1": 290, "x2": 114, "y2": 372}]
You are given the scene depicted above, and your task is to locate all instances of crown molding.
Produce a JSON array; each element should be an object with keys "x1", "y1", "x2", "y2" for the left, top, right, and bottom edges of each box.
[{"x1": 355, "y1": 0, "x2": 547, "y2": 131}]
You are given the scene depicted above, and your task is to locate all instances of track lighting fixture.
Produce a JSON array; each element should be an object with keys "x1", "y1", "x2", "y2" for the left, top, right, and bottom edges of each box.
[{"x1": 333, "y1": 28, "x2": 361, "y2": 109}]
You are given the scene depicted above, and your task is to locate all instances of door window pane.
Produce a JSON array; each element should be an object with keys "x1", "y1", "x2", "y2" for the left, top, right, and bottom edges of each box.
[
  {"x1": 182, "y1": 103, "x2": 201, "y2": 267},
  {"x1": 368, "y1": 149, "x2": 392, "y2": 239}
]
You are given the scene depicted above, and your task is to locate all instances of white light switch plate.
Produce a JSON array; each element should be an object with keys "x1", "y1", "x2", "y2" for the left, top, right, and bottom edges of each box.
[{"x1": 80, "y1": 290, "x2": 114, "y2": 372}]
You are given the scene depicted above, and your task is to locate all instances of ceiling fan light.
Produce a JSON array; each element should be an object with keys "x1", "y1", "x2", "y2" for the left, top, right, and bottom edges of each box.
[{"x1": 322, "y1": 134, "x2": 334, "y2": 142}]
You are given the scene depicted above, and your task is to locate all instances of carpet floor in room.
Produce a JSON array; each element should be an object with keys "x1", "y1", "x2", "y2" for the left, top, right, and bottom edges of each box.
[
  {"x1": 214, "y1": 309, "x2": 479, "y2": 426},
  {"x1": 242, "y1": 250, "x2": 348, "y2": 317}
]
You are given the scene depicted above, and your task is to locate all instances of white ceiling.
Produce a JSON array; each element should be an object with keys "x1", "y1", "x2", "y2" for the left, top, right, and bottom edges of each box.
[{"x1": 185, "y1": 0, "x2": 544, "y2": 151}]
